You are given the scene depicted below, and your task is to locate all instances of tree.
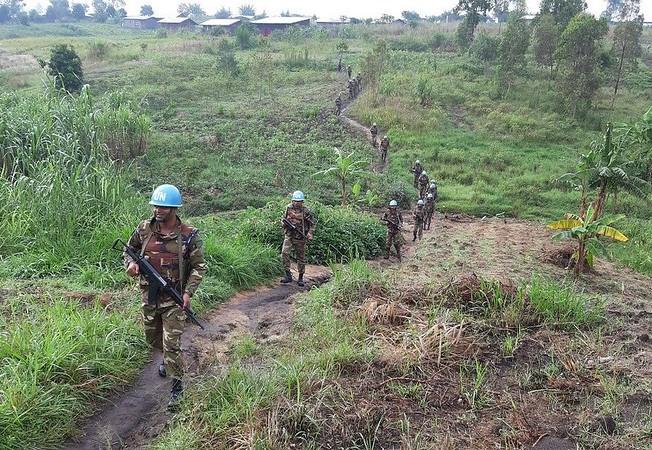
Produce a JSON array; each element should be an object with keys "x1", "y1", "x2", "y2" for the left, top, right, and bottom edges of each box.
[
  {"x1": 379, "y1": 14, "x2": 394, "y2": 23},
  {"x1": 140, "y1": 4, "x2": 153, "y2": 15},
  {"x1": 603, "y1": 0, "x2": 639, "y2": 21},
  {"x1": 314, "y1": 148, "x2": 367, "y2": 206},
  {"x1": 361, "y1": 40, "x2": 388, "y2": 105},
  {"x1": 238, "y1": 4, "x2": 255, "y2": 16},
  {"x1": 45, "y1": 0, "x2": 69, "y2": 21},
  {"x1": 71, "y1": 3, "x2": 86, "y2": 19},
  {"x1": 177, "y1": 2, "x2": 204, "y2": 18},
  {"x1": 493, "y1": 0, "x2": 510, "y2": 25},
  {"x1": 92, "y1": 0, "x2": 107, "y2": 22},
  {"x1": 532, "y1": 13, "x2": 559, "y2": 81},
  {"x1": 40, "y1": 44, "x2": 84, "y2": 93},
  {"x1": 401, "y1": 10, "x2": 420, "y2": 21},
  {"x1": 280, "y1": 9, "x2": 290, "y2": 17},
  {"x1": 214, "y1": 6, "x2": 230, "y2": 18},
  {"x1": 0, "y1": 5, "x2": 10, "y2": 23},
  {"x1": 538, "y1": 0, "x2": 587, "y2": 30},
  {"x1": 554, "y1": 13, "x2": 608, "y2": 117},
  {"x1": 548, "y1": 205, "x2": 628, "y2": 276},
  {"x1": 496, "y1": 14, "x2": 530, "y2": 96},
  {"x1": 610, "y1": 0, "x2": 642, "y2": 108},
  {"x1": 454, "y1": 0, "x2": 494, "y2": 45},
  {"x1": 470, "y1": 31, "x2": 499, "y2": 66},
  {"x1": 215, "y1": 39, "x2": 238, "y2": 76},
  {"x1": 235, "y1": 22, "x2": 254, "y2": 49}
]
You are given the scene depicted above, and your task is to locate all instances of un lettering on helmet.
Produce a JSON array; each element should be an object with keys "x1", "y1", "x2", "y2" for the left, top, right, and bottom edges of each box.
[{"x1": 153, "y1": 190, "x2": 166, "y2": 202}]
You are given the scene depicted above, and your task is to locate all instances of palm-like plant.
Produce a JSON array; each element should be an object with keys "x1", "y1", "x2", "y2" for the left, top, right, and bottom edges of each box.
[
  {"x1": 548, "y1": 204, "x2": 629, "y2": 276},
  {"x1": 558, "y1": 122, "x2": 649, "y2": 220},
  {"x1": 314, "y1": 148, "x2": 367, "y2": 206}
]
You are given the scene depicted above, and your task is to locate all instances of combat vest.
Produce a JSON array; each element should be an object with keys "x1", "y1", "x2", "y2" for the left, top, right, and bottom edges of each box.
[{"x1": 284, "y1": 204, "x2": 311, "y2": 239}]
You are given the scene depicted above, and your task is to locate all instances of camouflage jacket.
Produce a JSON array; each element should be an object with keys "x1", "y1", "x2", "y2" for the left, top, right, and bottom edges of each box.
[
  {"x1": 370, "y1": 125, "x2": 378, "y2": 135},
  {"x1": 124, "y1": 216, "x2": 207, "y2": 306},
  {"x1": 381, "y1": 209, "x2": 403, "y2": 232},
  {"x1": 418, "y1": 173, "x2": 429, "y2": 187},
  {"x1": 428, "y1": 183, "x2": 438, "y2": 199},
  {"x1": 410, "y1": 163, "x2": 423, "y2": 175},
  {"x1": 425, "y1": 198, "x2": 434, "y2": 213},
  {"x1": 380, "y1": 138, "x2": 389, "y2": 150},
  {"x1": 283, "y1": 204, "x2": 315, "y2": 239},
  {"x1": 413, "y1": 206, "x2": 425, "y2": 223}
]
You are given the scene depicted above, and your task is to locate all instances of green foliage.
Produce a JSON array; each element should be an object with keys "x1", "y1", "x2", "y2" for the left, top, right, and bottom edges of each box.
[
  {"x1": 554, "y1": 13, "x2": 608, "y2": 117},
  {"x1": 469, "y1": 31, "x2": 498, "y2": 64},
  {"x1": 235, "y1": 22, "x2": 255, "y2": 49},
  {"x1": 40, "y1": 44, "x2": 84, "y2": 93},
  {"x1": 415, "y1": 75, "x2": 434, "y2": 106},
  {"x1": 314, "y1": 148, "x2": 367, "y2": 206},
  {"x1": 215, "y1": 39, "x2": 239, "y2": 76},
  {"x1": 238, "y1": 201, "x2": 386, "y2": 264},
  {"x1": 528, "y1": 275, "x2": 604, "y2": 326},
  {"x1": 532, "y1": 14, "x2": 559, "y2": 77},
  {"x1": 0, "y1": 296, "x2": 147, "y2": 450},
  {"x1": 140, "y1": 4, "x2": 153, "y2": 16},
  {"x1": 496, "y1": 15, "x2": 530, "y2": 96},
  {"x1": 539, "y1": 0, "x2": 587, "y2": 29}
]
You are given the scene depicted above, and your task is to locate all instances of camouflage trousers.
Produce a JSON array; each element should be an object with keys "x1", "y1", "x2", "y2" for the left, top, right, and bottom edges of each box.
[
  {"x1": 386, "y1": 231, "x2": 403, "y2": 259},
  {"x1": 142, "y1": 301, "x2": 186, "y2": 380},
  {"x1": 413, "y1": 221, "x2": 423, "y2": 240},
  {"x1": 413, "y1": 174, "x2": 420, "y2": 188},
  {"x1": 419, "y1": 185, "x2": 428, "y2": 199},
  {"x1": 282, "y1": 236, "x2": 306, "y2": 274},
  {"x1": 425, "y1": 210, "x2": 434, "y2": 230}
]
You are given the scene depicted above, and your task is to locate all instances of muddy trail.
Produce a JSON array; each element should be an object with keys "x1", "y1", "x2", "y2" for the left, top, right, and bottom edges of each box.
[
  {"x1": 64, "y1": 266, "x2": 331, "y2": 450},
  {"x1": 339, "y1": 101, "x2": 388, "y2": 173}
]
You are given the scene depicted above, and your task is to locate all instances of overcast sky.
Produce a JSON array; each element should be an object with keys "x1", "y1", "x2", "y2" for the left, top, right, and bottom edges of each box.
[{"x1": 21, "y1": 0, "x2": 652, "y2": 21}]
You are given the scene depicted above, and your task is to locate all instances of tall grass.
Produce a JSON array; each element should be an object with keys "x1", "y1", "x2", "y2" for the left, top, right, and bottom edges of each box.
[{"x1": 0, "y1": 85, "x2": 148, "y2": 276}]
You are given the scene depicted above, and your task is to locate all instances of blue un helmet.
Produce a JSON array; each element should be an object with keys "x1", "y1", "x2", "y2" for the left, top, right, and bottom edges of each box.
[
  {"x1": 389, "y1": 200, "x2": 398, "y2": 207},
  {"x1": 417, "y1": 199, "x2": 425, "y2": 206},
  {"x1": 292, "y1": 190, "x2": 305, "y2": 202},
  {"x1": 149, "y1": 184, "x2": 183, "y2": 208}
]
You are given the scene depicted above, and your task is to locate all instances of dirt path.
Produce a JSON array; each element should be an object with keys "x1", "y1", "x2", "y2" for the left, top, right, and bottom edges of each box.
[
  {"x1": 339, "y1": 102, "x2": 388, "y2": 173},
  {"x1": 64, "y1": 265, "x2": 331, "y2": 450}
]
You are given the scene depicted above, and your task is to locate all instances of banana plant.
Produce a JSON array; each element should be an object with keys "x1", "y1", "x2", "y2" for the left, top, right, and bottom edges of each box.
[{"x1": 548, "y1": 205, "x2": 629, "y2": 276}]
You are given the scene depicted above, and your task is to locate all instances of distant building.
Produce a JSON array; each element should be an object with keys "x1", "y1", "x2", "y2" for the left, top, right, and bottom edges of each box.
[
  {"x1": 316, "y1": 17, "x2": 351, "y2": 27},
  {"x1": 232, "y1": 15, "x2": 255, "y2": 21},
  {"x1": 158, "y1": 17, "x2": 197, "y2": 32},
  {"x1": 201, "y1": 18, "x2": 241, "y2": 34},
  {"x1": 250, "y1": 16, "x2": 311, "y2": 35},
  {"x1": 122, "y1": 15, "x2": 161, "y2": 29}
]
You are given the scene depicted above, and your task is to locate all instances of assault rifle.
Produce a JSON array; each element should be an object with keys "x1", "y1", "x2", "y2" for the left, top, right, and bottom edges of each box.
[
  {"x1": 114, "y1": 239, "x2": 205, "y2": 330},
  {"x1": 381, "y1": 217, "x2": 402, "y2": 230},
  {"x1": 282, "y1": 217, "x2": 307, "y2": 239}
]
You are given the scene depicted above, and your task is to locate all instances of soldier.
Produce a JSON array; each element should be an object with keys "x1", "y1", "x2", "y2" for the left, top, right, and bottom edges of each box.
[
  {"x1": 428, "y1": 180, "x2": 438, "y2": 200},
  {"x1": 281, "y1": 190, "x2": 315, "y2": 287},
  {"x1": 424, "y1": 193, "x2": 435, "y2": 230},
  {"x1": 337, "y1": 56, "x2": 342, "y2": 72},
  {"x1": 381, "y1": 200, "x2": 403, "y2": 261},
  {"x1": 347, "y1": 64, "x2": 352, "y2": 78},
  {"x1": 409, "y1": 160, "x2": 423, "y2": 189},
  {"x1": 369, "y1": 122, "x2": 379, "y2": 147},
  {"x1": 124, "y1": 184, "x2": 207, "y2": 410},
  {"x1": 335, "y1": 93, "x2": 343, "y2": 116},
  {"x1": 412, "y1": 199, "x2": 425, "y2": 241},
  {"x1": 418, "y1": 170, "x2": 429, "y2": 199},
  {"x1": 347, "y1": 79, "x2": 355, "y2": 99},
  {"x1": 356, "y1": 72, "x2": 362, "y2": 92},
  {"x1": 379, "y1": 135, "x2": 390, "y2": 163}
]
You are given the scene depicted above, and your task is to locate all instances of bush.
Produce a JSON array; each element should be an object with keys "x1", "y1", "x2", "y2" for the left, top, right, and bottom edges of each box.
[
  {"x1": 39, "y1": 44, "x2": 83, "y2": 93},
  {"x1": 236, "y1": 23, "x2": 255, "y2": 50},
  {"x1": 469, "y1": 31, "x2": 498, "y2": 64},
  {"x1": 237, "y1": 201, "x2": 386, "y2": 263},
  {"x1": 88, "y1": 40, "x2": 110, "y2": 60}
]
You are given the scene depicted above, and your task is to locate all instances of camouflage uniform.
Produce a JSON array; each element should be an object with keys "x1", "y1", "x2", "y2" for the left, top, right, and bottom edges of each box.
[
  {"x1": 412, "y1": 205, "x2": 425, "y2": 241},
  {"x1": 370, "y1": 124, "x2": 378, "y2": 147},
  {"x1": 418, "y1": 172, "x2": 429, "y2": 199},
  {"x1": 337, "y1": 57, "x2": 342, "y2": 72},
  {"x1": 282, "y1": 203, "x2": 315, "y2": 276},
  {"x1": 380, "y1": 137, "x2": 389, "y2": 163},
  {"x1": 410, "y1": 162, "x2": 423, "y2": 188},
  {"x1": 424, "y1": 196, "x2": 435, "y2": 230},
  {"x1": 382, "y1": 208, "x2": 403, "y2": 260},
  {"x1": 347, "y1": 79, "x2": 355, "y2": 99},
  {"x1": 124, "y1": 217, "x2": 207, "y2": 380},
  {"x1": 428, "y1": 182, "x2": 438, "y2": 199},
  {"x1": 347, "y1": 65, "x2": 352, "y2": 78},
  {"x1": 335, "y1": 96, "x2": 342, "y2": 116}
]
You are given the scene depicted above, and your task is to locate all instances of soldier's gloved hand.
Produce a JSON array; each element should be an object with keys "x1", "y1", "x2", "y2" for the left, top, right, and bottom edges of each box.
[
  {"x1": 126, "y1": 262, "x2": 139, "y2": 277},
  {"x1": 182, "y1": 293, "x2": 191, "y2": 310}
]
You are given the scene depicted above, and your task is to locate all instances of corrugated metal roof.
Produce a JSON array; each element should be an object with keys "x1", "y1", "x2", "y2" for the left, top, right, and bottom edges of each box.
[
  {"x1": 158, "y1": 17, "x2": 197, "y2": 24},
  {"x1": 124, "y1": 15, "x2": 161, "y2": 21},
  {"x1": 251, "y1": 16, "x2": 311, "y2": 25},
  {"x1": 201, "y1": 18, "x2": 241, "y2": 26}
]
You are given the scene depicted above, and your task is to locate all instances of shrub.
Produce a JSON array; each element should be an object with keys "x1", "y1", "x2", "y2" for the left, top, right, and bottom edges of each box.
[
  {"x1": 236, "y1": 23, "x2": 255, "y2": 50},
  {"x1": 39, "y1": 44, "x2": 83, "y2": 93},
  {"x1": 237, "y1": 201, "x2": 386, "y2": 263},
  {"x1": 88, "y1": 40, "x2": 109, "y2": 60},
  {"x1": 469, "y1": 31, "x2": 498, "y2": 64}
]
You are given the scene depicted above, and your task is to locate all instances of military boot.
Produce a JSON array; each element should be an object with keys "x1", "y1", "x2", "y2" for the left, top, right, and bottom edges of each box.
[
  {"x1": 168, "y1": 379, "x2": 183, "y2": 412},
  {"x1": 280, "y1": 270, "x2": 293, "y2": 284},
  {"x1": 158, "y1": 361, "x2": 167, "y2": 378},
  {"x1": 297, "y1": 273, "x2": 305, "y2": 287},
  {"x1": 412, "y1": 232, "x2": 417, "y2": 242}
]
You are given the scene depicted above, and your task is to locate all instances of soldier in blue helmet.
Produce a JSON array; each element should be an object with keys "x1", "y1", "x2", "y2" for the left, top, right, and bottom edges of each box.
[
  {"x1": 280, "y1": 190, "x2": 316, "y2": 287},
  {"x1": 124, "y1": 184, "x2": 207, "y2": 411}
]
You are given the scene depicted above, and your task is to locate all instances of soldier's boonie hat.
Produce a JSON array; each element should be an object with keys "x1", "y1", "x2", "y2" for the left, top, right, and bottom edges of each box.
[
  {"x1": 292, "y1": 190, "x2": 305, "y2": 201},
  {"x1": 150, "y1": 184, "x2": 183, "y2": 208}
]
